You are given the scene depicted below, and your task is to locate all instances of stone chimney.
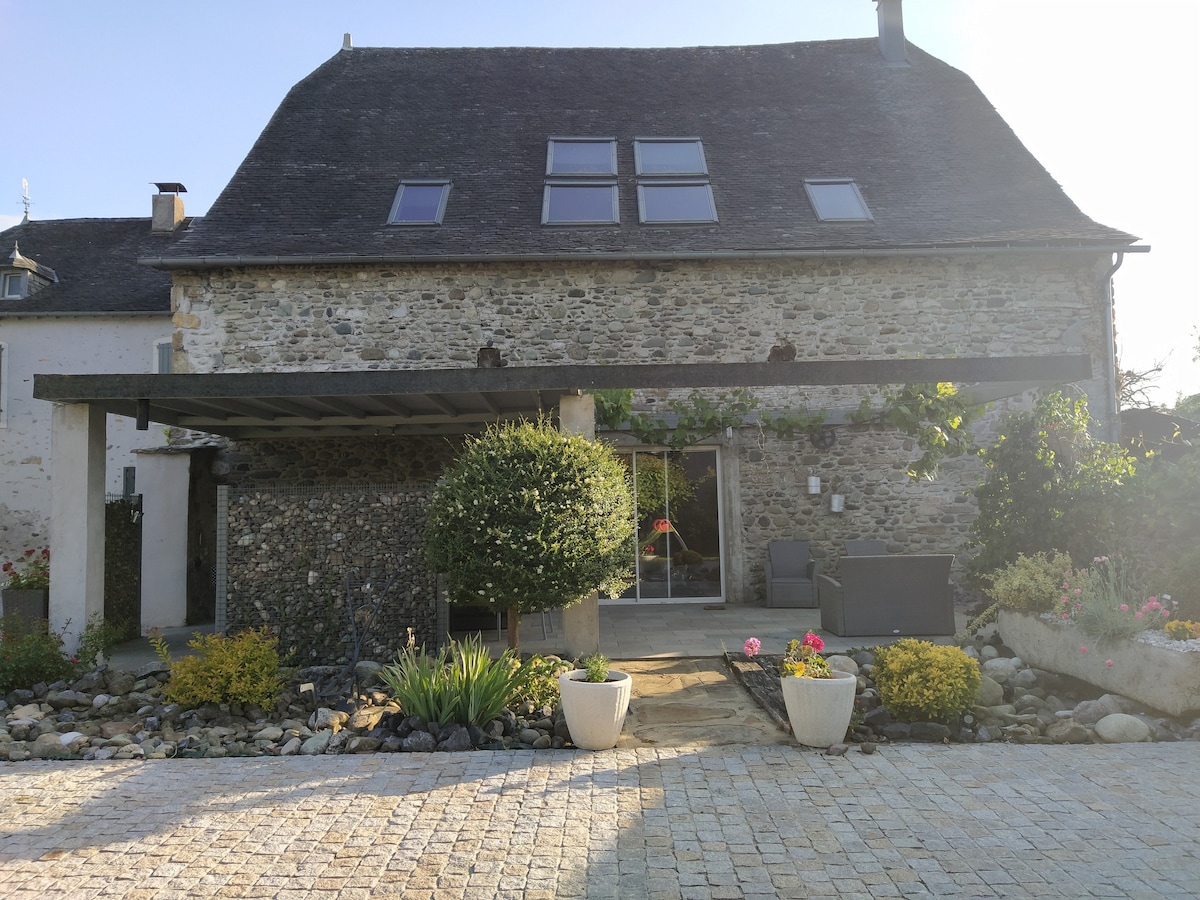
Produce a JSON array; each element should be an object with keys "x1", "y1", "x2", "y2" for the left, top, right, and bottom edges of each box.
[
  {"x1": 876, "y1": 0, "x2": 908, "y2": 64},
  {"x1": 151, "y1": 182, "x2": 187, "y2": 233}
]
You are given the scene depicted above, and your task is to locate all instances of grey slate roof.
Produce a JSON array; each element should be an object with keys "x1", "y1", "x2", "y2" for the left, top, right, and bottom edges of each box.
[
  {"x1": 0, "y1": 218, "x2": 190, "y2": 314},
  {"x1": 162, "y1": 39, "x2": 1136, "y2": 264}
]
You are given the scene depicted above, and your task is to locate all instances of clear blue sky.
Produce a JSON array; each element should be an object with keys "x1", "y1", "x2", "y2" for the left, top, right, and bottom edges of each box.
[{"x1": 2, "y1": 0, "x2": 1196, "y2": 404}]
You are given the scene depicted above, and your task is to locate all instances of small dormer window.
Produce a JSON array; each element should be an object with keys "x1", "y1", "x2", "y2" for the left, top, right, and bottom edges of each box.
[
  {"x1": 388, "y1": 181, "x2": 451, "y2": 225},
  {"x1": 1, "y1": 272, "x2": 25, "y2": 299},
  {"x1": 804, "y1": 179, "x2": 873, "y2": 222}
]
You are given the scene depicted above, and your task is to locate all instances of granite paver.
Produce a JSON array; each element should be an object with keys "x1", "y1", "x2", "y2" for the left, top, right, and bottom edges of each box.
[{"x1": 1, "y1": 743, "x2": 1198, "y2": 898}]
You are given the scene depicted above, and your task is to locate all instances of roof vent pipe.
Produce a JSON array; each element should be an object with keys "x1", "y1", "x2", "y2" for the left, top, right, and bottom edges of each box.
[{"x1": 876, "y1": 0, "x2": 908, "y2": 64}]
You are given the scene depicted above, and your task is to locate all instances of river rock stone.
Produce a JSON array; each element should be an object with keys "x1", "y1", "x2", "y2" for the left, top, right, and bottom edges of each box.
[
  {"x1": 1046, "y1": 720, "x2": 1092, "y2": 744},
  {"x1": 975, "y1": 675, "x2": 1004, "y2": 707},
  {"x1": 1095, "y1": 713, "x2": 1151, "y2": 743}
]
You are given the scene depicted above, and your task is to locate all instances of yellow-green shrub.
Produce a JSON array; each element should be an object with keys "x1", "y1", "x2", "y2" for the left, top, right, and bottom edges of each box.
[
  {"x1": 165, "y1": 628, "x2": 283, "y2": 710},
  {"x1": 873, "y1": 639, "x2": 981, "y2": 723},
  {"x1": 986, "y1": 551, "x2": 1073, "y2": 613}
]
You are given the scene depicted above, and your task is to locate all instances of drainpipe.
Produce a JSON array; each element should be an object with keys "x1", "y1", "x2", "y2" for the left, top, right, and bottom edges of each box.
[{"x1": 1102, "y1": 251, "x2": 1124, "y2": 441}]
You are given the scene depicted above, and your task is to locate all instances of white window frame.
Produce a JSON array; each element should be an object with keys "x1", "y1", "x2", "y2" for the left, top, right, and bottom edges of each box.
[
  {"x1": 1, "y1": 272, "x2": 26, "y2": 299},
  {"x1": 387, "y1": 180, "x2": 452, "y2": 225},
  {"x1": 803, "y1": 178, "x2": 874, "y2": 222}
]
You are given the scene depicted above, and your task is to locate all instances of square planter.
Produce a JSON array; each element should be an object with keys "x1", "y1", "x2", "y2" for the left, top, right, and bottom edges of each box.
[
  {"x1": 999, "y1": 610, "x2": 1200, "y2": 717},
  {"x1": 1, "y1": 588, "x2": 50, "y2": 634}
]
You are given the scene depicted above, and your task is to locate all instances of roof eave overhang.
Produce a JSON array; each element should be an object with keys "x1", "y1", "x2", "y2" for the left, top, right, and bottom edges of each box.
[
  {"x1": 139, "y1": 243, "x2": 1149, "y2": 270},
  {"x1": 33, "y1": 356, "x2": 1093, "y2": 440}
]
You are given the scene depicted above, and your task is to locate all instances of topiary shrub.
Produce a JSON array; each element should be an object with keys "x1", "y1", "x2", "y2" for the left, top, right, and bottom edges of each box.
[
  {"x1": 425, "y1": 417, "x2": 635, "y2": 649},
  {"x1": 873, "y1": 638, "x2": 981, "y2": 724},
  {"x1": 163, "y1": 628, "x2": 283, "y2": 710}
]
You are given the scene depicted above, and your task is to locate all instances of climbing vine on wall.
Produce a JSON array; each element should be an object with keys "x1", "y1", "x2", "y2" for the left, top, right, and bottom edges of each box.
[{"x1": 594, "y1": 382, "x2": 978, "y2": 481}]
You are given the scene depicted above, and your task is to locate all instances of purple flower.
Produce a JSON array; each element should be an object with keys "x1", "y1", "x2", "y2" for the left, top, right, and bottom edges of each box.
[{"x1": 743, "y1": 637, "x2": 761, "y2": 658}]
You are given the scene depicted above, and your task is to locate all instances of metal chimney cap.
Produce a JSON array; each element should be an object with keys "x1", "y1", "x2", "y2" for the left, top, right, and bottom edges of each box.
[{"x1": 153, "y1": 182, "x2": 188, "y2": 194}]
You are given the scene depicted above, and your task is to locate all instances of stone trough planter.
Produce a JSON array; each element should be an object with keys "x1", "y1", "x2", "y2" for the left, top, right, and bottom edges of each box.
[{"x1": 999, "y1": 610, "x2": 1200, "y2": 717}]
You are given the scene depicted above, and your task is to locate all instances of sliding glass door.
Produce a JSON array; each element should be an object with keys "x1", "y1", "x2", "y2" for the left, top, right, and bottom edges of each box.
[{"x1": 610, "y1": 448, "x2": 723, "y2": 603}]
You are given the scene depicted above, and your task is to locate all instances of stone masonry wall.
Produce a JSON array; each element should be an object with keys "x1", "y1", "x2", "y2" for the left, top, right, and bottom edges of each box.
[
  {"x1": 226, "y1": 482, "x2": 437, "y2": 665},
  {"x1": 177, "y1": 254, "x2": 1113, "y2": 606}
]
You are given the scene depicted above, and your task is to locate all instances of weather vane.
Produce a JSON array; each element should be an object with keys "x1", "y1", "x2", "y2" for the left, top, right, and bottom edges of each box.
[{"x1": 21, "y1": 178, "x2": 31, "y2": 221}]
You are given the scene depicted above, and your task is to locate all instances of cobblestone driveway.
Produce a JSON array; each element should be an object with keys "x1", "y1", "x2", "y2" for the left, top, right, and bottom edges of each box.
[{"x1": 1, "y1": 742, "x2": 1197, "y2": 899}]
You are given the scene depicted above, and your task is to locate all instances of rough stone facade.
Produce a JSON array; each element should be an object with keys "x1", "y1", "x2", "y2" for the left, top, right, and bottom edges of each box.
[{"x1": 174, "y1": 254, "x2": 1113, "y2": 609}]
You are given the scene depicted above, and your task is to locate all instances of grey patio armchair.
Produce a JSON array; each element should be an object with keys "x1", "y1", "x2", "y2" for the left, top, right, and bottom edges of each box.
[{"x1": 764, "y1": 540, "x2": 818, "y2": 608}]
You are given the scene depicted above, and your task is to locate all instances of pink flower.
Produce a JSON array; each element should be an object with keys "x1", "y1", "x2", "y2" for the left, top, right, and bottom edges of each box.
[
  {"x1": 1135, "y1": 612, "x2": 1144, "y2": 620},
  {"x1": 1073, "y1": 589, "x2": 1082, "y2": 596},
  {"x1": 743, "y1": 637, "x2": 761, "y2": 658},
  {"x1": 1060, "y1": 612, "x2": 1070, "y2": 619},
  {"x1": 1162, "y1": 608, "x2": 1171, "y2": 618},
  {"x1": 1105, "y1": 659, "x2": 1114, "y2": 667},
  {"x1": 1119, "y1": 604, "x2": 1129, "y2": 612},
  {"x1": 1060, "y1": 595, "x2": 1070, "y2": 604},
  {"x1": 1079, "y1": 646, "x2": 1088, "y2": 654},
  {"x1": 802, "y1": 632, "x2": 825, "y2": 652}
]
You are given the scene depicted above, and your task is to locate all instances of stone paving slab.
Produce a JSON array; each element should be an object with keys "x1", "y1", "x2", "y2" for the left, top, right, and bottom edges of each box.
[{"x1": 1, "y1": 742, "x2": 1198, "y2": 899}]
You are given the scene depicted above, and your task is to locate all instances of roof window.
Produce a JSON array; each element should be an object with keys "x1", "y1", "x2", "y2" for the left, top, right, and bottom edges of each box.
[
  {"x1": 547, "y1": 138, "x2": 617, "y2": 176},
  {"x1": 634, "y1": 138, "x2": 717, "y2": 224},
  {"x1": 634, "y1": 139, "x2": 708, "y2": 176},
  {"x1": 542, "y1": 183, "x2": 619, "y2": 225},
  {"x1": 804, "y1": 179, "x2": 873, "y2": 222},
  {"x1": 388, "y1": 181, "x2": 451, "y2": 225},
  {"x1": 543, "y1": 138, "x2": 619, "y2": 225}
]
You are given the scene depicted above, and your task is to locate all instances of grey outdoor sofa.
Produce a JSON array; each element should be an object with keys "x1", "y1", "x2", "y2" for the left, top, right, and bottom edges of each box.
[{"x1": 817, "y1": 554, "x2": 955, "y2": 637}]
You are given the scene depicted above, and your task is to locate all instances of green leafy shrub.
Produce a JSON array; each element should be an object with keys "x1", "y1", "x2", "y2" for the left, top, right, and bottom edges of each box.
[
  {"x1": 986, "y1": 551, "x2": 1074, "y2": 614},
  {"x1": 967, "y1": 392, "x2": 1135, "y2": 586},
  {"x1": 509, "y1": 654, "x2": 572, "y2": 708},
  {"x1": 380, "y1": 633, "x2": 528, "y2": 727},
  {"x1": 873, "y1": 639, "x2": 981, "y2": 723},
  {"x1": 0, "y1": 616, "x2": 74, "y2": 694},
  {"x1": 76, "y1": 616, "x2": 127, "y2": 670},
  {"x1": 425, "y1": 418, "x2": 635, "y2": 649},
  {"x1": 164, "y1": 628, "x2": 283, "y2": 710}
]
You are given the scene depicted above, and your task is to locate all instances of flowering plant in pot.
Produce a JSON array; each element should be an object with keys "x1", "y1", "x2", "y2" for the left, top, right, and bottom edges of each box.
[
  {"x1": 744, "y1": 632, "x2": 856, "y2": 747},
  {"x1": 2, "y1": 547, "x2": 50, "y2": 591}
]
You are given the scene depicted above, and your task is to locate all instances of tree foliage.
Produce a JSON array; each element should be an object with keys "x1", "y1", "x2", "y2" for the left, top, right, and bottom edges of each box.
[
  {"x1": 967, "y1": 391, "x2": 1136, "y2": 585},
  {"x1": 425, "y1": 419, "x2": 635, "y2": 648}
]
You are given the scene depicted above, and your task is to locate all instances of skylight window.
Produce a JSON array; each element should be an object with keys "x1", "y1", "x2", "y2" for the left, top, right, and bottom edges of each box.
[
  {"x1": 804, "y1": 179, "x2": 873, "y2": 222},
  {"x1": 547, "y1": 139, "x2": 617, "y2": 176},
  {"x1": 637, "y1": 183, "x2": 718, "y2": 224},
  {"x1": 634, "y1": 138, "x2": 717, "y2": 224},
  {"x1": 634, "y1": 139, "x2": 708, "y2": 176},
  {"x1": 388, "y1": 181, "x2": 451, "y2": 225},
  {"x1": 542, "y1": 183, "x2": 619, "y2": 225}
]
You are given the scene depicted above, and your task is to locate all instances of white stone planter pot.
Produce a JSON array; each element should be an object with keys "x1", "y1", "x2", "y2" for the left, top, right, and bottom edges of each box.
[
  {"x1": 999, "y1": 610, "x2": 1200, "y2": 717},
  {"x1": 558, "y1": 669, "x2": 632, "y2": 750},
  {"x1": 780, "y1": 670, "x2": 857, "y2": 747}
]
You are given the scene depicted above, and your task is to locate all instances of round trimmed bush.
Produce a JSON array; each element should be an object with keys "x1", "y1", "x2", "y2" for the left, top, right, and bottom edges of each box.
[{"x1": 873, "y1": 638, "x2": 982, "y2": 723}]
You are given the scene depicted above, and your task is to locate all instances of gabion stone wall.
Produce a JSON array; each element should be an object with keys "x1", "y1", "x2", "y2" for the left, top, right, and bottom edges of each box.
[{"x1": 225, "y1": 482, "x2": 437, "y2": 665}]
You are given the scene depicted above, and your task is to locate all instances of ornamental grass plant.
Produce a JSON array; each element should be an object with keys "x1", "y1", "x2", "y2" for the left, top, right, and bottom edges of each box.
[{"x1": 380, "y1": 633, "x2": 529, "y2": 728}]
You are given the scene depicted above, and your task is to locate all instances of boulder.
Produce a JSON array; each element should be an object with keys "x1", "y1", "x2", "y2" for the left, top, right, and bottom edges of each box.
[{"x1": 1094, "y1": 713, "x2": 1151, "y2": 743}]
